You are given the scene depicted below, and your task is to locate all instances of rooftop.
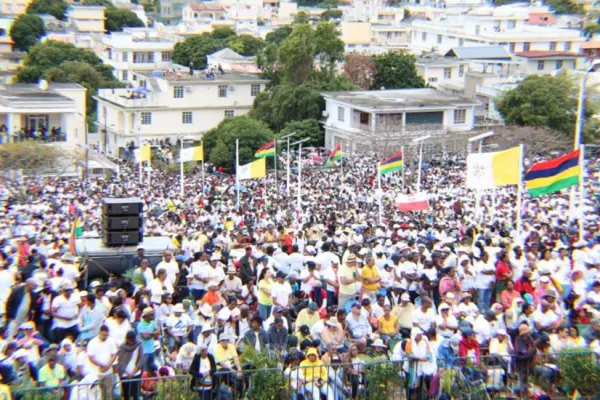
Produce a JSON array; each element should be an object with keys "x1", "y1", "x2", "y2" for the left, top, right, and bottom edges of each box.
[
  {"x1": 446, "y1": 46, "x2": 512, "y2": 60},
  {"x1": 0, "y1": 84, "x2": 83, "y2": 107},
  {"x1": 515, "y1": 51, "x2": 583, "y2": 58},
  {"x1": 188, "y1": 3, "x2": 226, "y2": 11},
  {"x1": 144, "y1": 70, "x2": 268, "y2": 84},
  {"x1": 321, "y1": 89, "x2": 477, "y2": 111},
  {"x1": 580, "y1": 41, "x2": 600, "y2": 50},
  {"x1": 416, "y1": 57, "x2": 466, "y2": 66}
]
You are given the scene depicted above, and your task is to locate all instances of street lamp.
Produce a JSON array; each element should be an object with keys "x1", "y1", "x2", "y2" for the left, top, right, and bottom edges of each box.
[
  {"x1": 280, "y1": 132, "x2": 297, "y2": 196},
  {"x1": 468, "y1": 130, "x2": 495, "y2": 153},
  {"x1": 178, "y1": 135, "x2": 195, "y2": 197},
  {"x1": 411, "y1": 135, "x2": 431, "y2": 193},
  {"x1": 574, "y1": 63, "x2": 599, "y2": 150},
  {"x1": 291, "y1": 137, "x2": 310, "y2": 211}
]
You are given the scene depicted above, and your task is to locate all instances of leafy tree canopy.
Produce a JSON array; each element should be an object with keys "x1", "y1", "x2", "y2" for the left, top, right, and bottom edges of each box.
[
  {"x1": 321, "y1": 8, "x2": 343, "y2": 21},
  {"x1": 10, "y1": 14, "x2": 45, "y2": 52},
  {"x1": 203, "y1": 116, "x2": 275, "y2": 168},
  {"x1": 280, "y1": 119, "x2": 323, "y2": 147},
  {"x1": 496, "y1": 74, "x2": 596, "y2": 140},
  {"x1": 26, "y1": 0, "x2": 69, "y2": 21},
  {"x1": 172, "y1": 28, "x2": 265, "y2": 70},
  {"x1": 371, "y1": 51, "x2": 426, "y2": 90},
  {"x1": 105, "y1": 8, "x2": 145, "y2": 33}
]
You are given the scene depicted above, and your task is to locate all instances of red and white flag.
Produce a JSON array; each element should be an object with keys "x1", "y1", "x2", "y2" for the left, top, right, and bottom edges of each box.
[{"x1": 396, "y1": 193, "x2": 430, "y2": 212}]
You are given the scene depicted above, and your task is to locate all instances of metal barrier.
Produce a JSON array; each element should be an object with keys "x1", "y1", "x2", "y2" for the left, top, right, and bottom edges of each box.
[{"x1": 9, "y1": 352, "x2": 600, "y2": 400}]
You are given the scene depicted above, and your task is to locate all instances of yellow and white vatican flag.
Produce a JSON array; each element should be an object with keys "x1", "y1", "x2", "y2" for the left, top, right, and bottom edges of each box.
[{"x1": 238, "y1": 157, "x2": 266, "y2": 180}]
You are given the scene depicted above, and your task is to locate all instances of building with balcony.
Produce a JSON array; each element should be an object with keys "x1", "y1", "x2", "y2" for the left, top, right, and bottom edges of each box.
[
  {"x1": 97, "y1": 29, "x2": 178, "y2": 83},
  {"x1": 581, "y1": 41, "x2": 600, "y2": 61},
  {"x1": 0, "y1": 37, "x2": 25, "y2": 84},
  {"x1": 67, "y1": 5, "x2": 106, "y2": 33},
  {"x1": 0, "y1": 83, "x2": 87, "y2": 146},
  {"x1": 321, "y1": 88, "x2": 477, "y2": 151},
  {"x1": 1, "y1": 0, "x2": 32, "y2": 15},
  {"x1": 95, "y1": 71, "x2": 268, "y2": 156},
  {"x1": 515, "y1": 51, "x2": 584, "y2": 75},
  {"x1": 206, "y1": 48, "x2": 259, "y2": 73},
  {"x1": 409, "y1": 6, "x2": 584, "y2": 56},
  {"x1": 416, "y1": 57, "x2": 470, "y2": 89}
]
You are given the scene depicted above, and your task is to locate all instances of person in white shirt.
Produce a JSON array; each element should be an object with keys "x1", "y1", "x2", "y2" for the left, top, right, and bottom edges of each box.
[
  {"x1": 273, "y1": 247, "x2": 291, "y2": 275},
  {"x1": 288, "y1": 245, "x2": 305, "y2": 276},
  {"x1": 412, "y1": 297, "x2": 437, "y2": 332},
  {"x1": 436, "y1": 304, "x2": 458, "y2": 338},
  {"x1": 134, "y1": 259, "x2": 154, "y2": 294},
  {"x1": 105, "y1": 309, "x2": 132, "y2": 348},
  {"x1": 165, "y1": 303, "x2": 192, "y2": 352},
  {"x1": 223, "y1": 267, "x2": 243, "y2": 298},
  {"x1": 51, "y1": 281, "x2": 81, "y2": 344},
  {"x1": 150, "y1": 268, "x2": 174, "y2": 306},
  {"x1": 155, "y1": 251, "x2": 179, "y2": 286},
  {"x1": 272, "y1": 271, "x2": 292, "y2": 310},
  {"x1": 86, "y1": 325, "x2": 118, "y2": 400},
  {"x1": 196, "y1": 324, "x2": 218, "y2": 355},
  {"x1": 188, "y1": 252, "x2": 210, "y2": 302},
  {"x1": 475, "y1": 252, "x2": 496, "y2": 312}
]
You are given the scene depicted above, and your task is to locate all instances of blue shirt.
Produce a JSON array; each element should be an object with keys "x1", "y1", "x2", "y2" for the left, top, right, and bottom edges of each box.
[{"x1": 137, "y1": 320, "x2": 156, "y2": 354}]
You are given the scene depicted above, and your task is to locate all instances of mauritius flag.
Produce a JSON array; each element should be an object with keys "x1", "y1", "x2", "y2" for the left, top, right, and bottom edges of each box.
[
  {"x1": 326, "y1": 144, "x2": 342, "y2": 167},
  {"x1": 255, "y1": 141, "x2": 275, "y2": 158},
  {"x1": 524, "y1": 149, "x2": 581, "y2": 197},
  {"x1": 379, "y1": 151, "x2": 403, "y2": 175},
  {"x1": 68, "y1": 217, "x2": 83, "y2": 255}
]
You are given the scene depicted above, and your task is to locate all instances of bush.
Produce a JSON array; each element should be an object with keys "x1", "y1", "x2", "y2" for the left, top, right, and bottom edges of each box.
[
  {"x1": 363, "y1": 362, "x2": 405, "y2": 400},
  {"x1": 556, "y1": 348, "x2": 600, "y2": 396}
]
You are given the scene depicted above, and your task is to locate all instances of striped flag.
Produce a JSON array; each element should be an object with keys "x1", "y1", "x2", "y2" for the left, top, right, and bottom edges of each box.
[
  {"x1": 379, "y1": 151, "x2": 403, "y2": 175},
  {"x1": 68, "y1": 217, "x2": 83, "y2": 255},
  {"x1": 524, "y1": 149, "x2": 581, "y2": 197},
  {"x1": 255, "y1": 141, "x2": 275, "y2": 158},
  {"x1": 396, "y1": 193, "x2": 430, "y2": 212},
  {"x1": 326, "y1": 144, "x2": 342, "y2": 167}
]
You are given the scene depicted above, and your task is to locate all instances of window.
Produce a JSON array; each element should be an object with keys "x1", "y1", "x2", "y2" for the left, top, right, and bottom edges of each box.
[
  {"x1": 174, "y1": 86, "x2": 184, "y2": 98},
  {"x1": 122, "y1": 52, "x2": 128, "y2": 62},
  {"x1": 141, "y1": 112, "x2": 152, "y2": 125},
  {"x1": 122, "y1": 71, "x2": 128, "y2": 81},
  {"x1": 537, "y1": 60, "x2": 545, "y2": 71},
  {"x1": 132, "y1": 74, "x2": 137, "y2": 81},
  {"x1": 162, "y1": 52, "x2": 172, "y2": 62},
  {"x1": 458, "y1": 38, "x2": 464, "y2": 46},
  {"x1": 459, "y1": 65, "x2": 465, "y2": 77},
  {"x1": 507, "y1": 20, "x2": 516, "y2": 29},
  {"x1": 338, "y1": 106, "x2": 345, "y2": 122},
  {"x1": 224, "y1": 110, "x2": 234, "y2": 118},
  {"x1": 133, "y1": 52, "x2": 154, "y2": 64},
  {"x1": 102, "y1": 106, "x2": 107, "y2": 120},
  {"x1": 454, "y1": 109, "x2": 466, "y2": 124},
  {"x1": 251, "y1": 84, "x2": 261, "y2": 97},
  {"x1": 443, "y1": 68, "x2": 452, "y2": 79},
  {"x1": 523, "y1": 42, "x2": 530, "y2": 52},
  {"x1": 182, "y1": 111, "x2": 192, "y2": 124},
  {"x1": 421, "y1": 32, "x2": 427, "y2": 41},
  {"x1": 556, "y1": 60, "x2": 563, "y2": 70},
  {"x1": 550, "y1": 42, "x2": 557, "y2": 51},
  {"x1": 509, "y1": 43, "x2": 515, "y2": 52},
  {"x1": 428, "y1": 77, "x2": 438, "y2": 83},
  {"x1": 437, "y1": 34, "x2": 442, "y2": 44},
  {"x1": 219, "y1": 85, "x2": 228, "y2": 98},
  {"x1": 564, "y1": 42, "x2": 572, "y2": 51}
]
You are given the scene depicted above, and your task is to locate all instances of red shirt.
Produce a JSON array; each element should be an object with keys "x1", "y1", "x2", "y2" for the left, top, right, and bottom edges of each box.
[{"x1": 495, "y1": 261, "x2": 511, "y2": 281}]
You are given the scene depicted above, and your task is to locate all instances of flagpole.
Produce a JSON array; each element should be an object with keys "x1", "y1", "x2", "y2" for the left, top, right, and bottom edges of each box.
[
  {"x1": 340, "y1": 145, "x2": 344, "y2": 188},
  {"x1": 274, "y1": 141, "x2": 277, "y2": 197},
  {"x1": 297, "y1": 141, "x2": 302, "y2": 211},
  {"x1": 179, "y1": 137, "x2": 184, "y2": 197},
  {"x1": 287, "y1": 137, "x2": 291, "y2": 196},
  {"x1": 138, "y1": 128, "x2": 142, "y2": 184},
  {"x1": 236, "y1": 139, "x2": 240, "y2": 210},
  {"x1": 516, "y1": 143, "x2": 524, "y2": 235},
  {"x1": 147, "y1": 159, "x2": 151, "y2": 186},
  {"x1": 417, "y1": 143, "x2": 423, "y2": 193},
  {"x1": 378, "y1": 162, "x2": 382, "y2": 224},
  {"x1": 579, "y1": 144, "x2": 586, "y2": 241},
  {"x1": 401, "y1": 146, "x2": 405, "y2": 194},
  {"x1": 201, "y1": 142, "x2": 205, "y2": 193}
]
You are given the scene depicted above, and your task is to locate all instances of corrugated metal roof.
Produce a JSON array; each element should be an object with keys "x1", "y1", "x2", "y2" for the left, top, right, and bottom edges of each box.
[{"x1": 445, "y1": 46, "x2": 512, "y2": 60}]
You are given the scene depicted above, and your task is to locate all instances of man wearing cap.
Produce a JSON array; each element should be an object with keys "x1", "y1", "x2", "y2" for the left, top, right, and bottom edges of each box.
[
  {"x1": 295, "y1": 302, "x2": 320, "y2": 335},
  {"x1": 5, "y1": 278, "x2": 38, "y2": 338},
  {"x1": 392, "y1": 293, "x2": 414, "y2": 338},
  {"x1": 166, "y1": 303, "x2": 192, "y2": 352},
  {"x1": 37, "y1": 352, "x2": 67, "y2": 388},
  {"x1": 338, "y1": 254, "x2": 359, "y2": 309},
  {"x1": 50, "y1": 281, "x2": 80, "y2": 343},
  {"x1": 346, "y1": 301, "x2": 372, "y2": 345},
  {"x1": 214, "y1": 334, "x2": 242, "y2": 377},
  {"x1": 223, "y1": 266, "x2": 242, "y2": 298}
]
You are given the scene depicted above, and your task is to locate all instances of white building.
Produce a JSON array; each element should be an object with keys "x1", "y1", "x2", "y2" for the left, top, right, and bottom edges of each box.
[
  {"x1": 97, "y1": 29, "x2": 178, "y2": 83},
  {"x1": 66, "y1": 5, "x2": 106, "y2": 33},
  {"x1": 0, "y1": 83, "x2": 87, "y2": 146},
  {"x1": 321, "y1": 89, "x2": 477, "y2": 151},
  {"x1": 410, "y1": 6, "x2": 584, "y2": 56},
  {"x1": 95, "y1": 71, "x2": 268, "y2": 155},
  {"x1": 206, "y1": 48, "x2": 259, "y2": 73},
  {"x1": 514, "y1": 51, "x2": 585, "y2": 75}
]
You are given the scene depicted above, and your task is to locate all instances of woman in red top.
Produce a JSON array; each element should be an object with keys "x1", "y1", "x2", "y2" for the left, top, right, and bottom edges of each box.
[
  {"x1": 458, "y1": 329, "x2": 481, "y2": 367},
  {"x1": 494, "y1": 251, "x2": 512, "y2": 301}
]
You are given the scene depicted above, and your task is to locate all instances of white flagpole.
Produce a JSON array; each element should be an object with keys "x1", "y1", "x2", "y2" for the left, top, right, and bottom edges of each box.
[
  {"x1": 236, "y1": 139, "x2": 240, "y2": 210},
  {"x1": 138, "y1": 129, "x2": 142, "y2": 184},
  {"x1": 297, "y1": 141, "x2": 303, "y2": 211},
  {"x1": 201, "y1": 143, "x2": 205, "y2": 193},
  {"x1": 378, "y1": 162, "x2": 383, "y2": 224},
  {"x1": 579, "y1": 144, "x2": 586, "y2": 241},
  {"x1": 147, "y1": 159, "x2": 151, "y2": 186},
  {"x1": 274, "y1": 141, "x2": 277, "y2": 196},
  {"x1": 417, "y1": 143, "x2": 423, "y2": 193},
  {"x1": 179, "y1": 139, "x2": 184, "y2": 197},
  {"x1": 401, "y1": 146, "x2": 405, "y2": 194},
  {"x1": 516, "y1": 143, "x2": 524, "y2": 234},
  {"x1": 286, "y1": 137, "x2": 291, "y2": 196}
]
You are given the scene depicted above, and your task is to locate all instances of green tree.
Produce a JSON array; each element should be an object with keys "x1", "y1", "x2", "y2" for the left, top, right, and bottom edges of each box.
[
  {"x1": 250, "y1": 83, "x2": 323, "y2": 131},
  {"x1": 10, "y1": 14, "x2": 45, "y2": 52},
  {"x1": 265, "y1": 25, "x2": 293, "y2": 45},
  {"x1": 280, "y1": 119, "x2": 323, "y2": 146},
  {"x1": 26, "y1": 0, "x2": 69, "y2": 20},
  {"x1": 211, "y1": 27, "x2": 237, "y2": 40},
  {"x1": 105, "y1": 8, "x2": 144, "y2": 32},
  {"x1": 321, "y1": 8, "x2": 343, "y2": 21},
  {"x1": 314, "y1": 22, "x2": 345, "y2": 75},
  {"x1": 496, "y1": 74, "x2": 594, "y2": 138},
  {"x1": 546, "y1": 0, "x2": 582, "y2": 14},
  {"x1": 226, "y1": 34, "x2": 266, "y2": 56},
  {"x1": 294, "y1": 11, "x2": 310, "y2": 24},
  {"x1": 279, "y1": 24, "x2": 314, "y2": 84},
  {"x1": 203, "y1": 116, "x2": 275, "y2": 168},
  {"x1": 371, "y1": 51, "x2": 426, "y2": 90},
  {"x1": 172, "y1": 33, "x2": 222, "y2": 69}
]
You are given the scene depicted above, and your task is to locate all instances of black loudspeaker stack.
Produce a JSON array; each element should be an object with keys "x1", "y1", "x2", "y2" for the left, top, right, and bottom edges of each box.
[{"x1": 102, "y1": 198, "x2": 144, "y2": 247}]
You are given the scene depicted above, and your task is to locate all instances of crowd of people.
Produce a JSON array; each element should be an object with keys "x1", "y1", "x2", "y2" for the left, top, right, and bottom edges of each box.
[{"x1": 0, "y1": 144, "x2": 599, "y2": 400}]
